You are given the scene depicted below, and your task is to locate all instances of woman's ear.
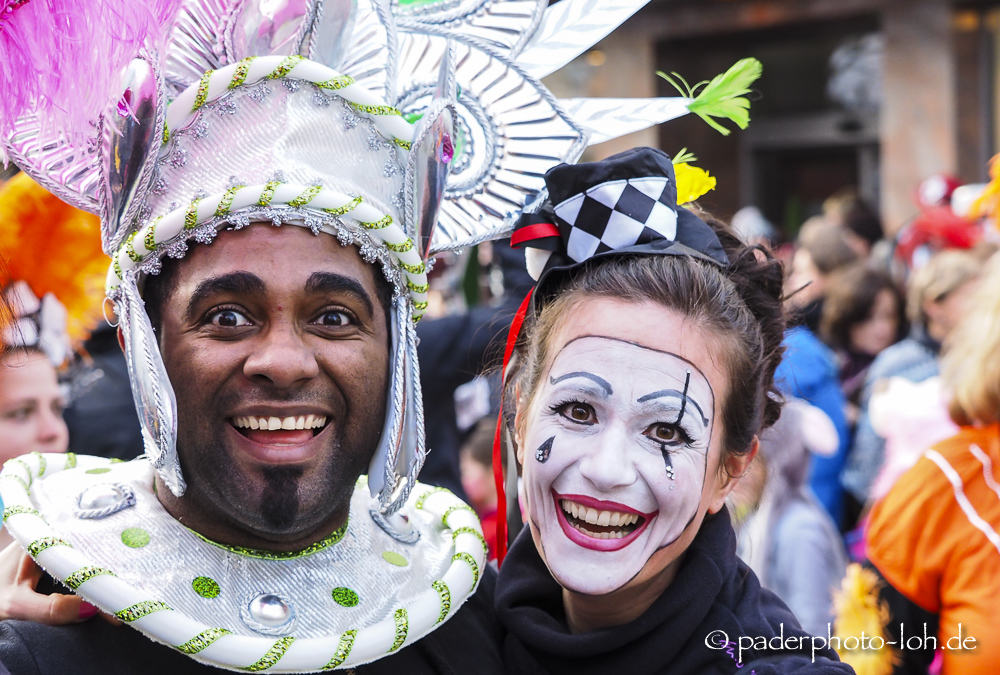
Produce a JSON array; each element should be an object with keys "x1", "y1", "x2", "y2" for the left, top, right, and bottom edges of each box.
[
  {"x1": 707, "y1": 436, "x2": 760, "y2": 514},
  {"x1": 512, "y1": 384, "x2": 526, "y2": 467}
]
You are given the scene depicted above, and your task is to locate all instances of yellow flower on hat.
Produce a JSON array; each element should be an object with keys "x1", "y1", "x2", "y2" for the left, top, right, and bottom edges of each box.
[{"x1": 674, "y1": 162, "x2": 717, "y2": 205}]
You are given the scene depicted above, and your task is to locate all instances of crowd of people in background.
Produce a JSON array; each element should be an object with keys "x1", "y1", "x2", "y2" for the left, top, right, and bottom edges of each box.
[{"x1": 2, "y1": 161, "x2": 999, "y2": 674}]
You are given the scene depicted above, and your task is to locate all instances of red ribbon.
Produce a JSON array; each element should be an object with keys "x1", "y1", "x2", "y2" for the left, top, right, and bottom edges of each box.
[
  {"x1": 511, "y1": 222, "x2": 560, "y2": 248},
  {"x1": 492, "y1": 288, "x2": 533, "y2": 565}
]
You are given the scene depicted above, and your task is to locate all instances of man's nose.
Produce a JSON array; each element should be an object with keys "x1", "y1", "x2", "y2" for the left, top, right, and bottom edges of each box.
[
  {"x1": 243, "y1": 321, "x2": 320, "y2": 388},
  {"x1": 576, "y1": 424, "x2": 638, "y2": 491}
]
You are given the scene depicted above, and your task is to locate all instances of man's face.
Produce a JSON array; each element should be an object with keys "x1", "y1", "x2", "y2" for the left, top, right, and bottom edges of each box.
[{"x1": 156, "y1": 224, "x2": 390, "y2": 542}]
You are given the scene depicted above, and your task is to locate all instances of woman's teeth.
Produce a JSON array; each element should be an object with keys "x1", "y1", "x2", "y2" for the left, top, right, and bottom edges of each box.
[
  {"x1": 232, "y1": 415, "x2": 327, "y2": 431},
  {"x1": 560, "y1": 499, "x2": 641, "y2": 539}
]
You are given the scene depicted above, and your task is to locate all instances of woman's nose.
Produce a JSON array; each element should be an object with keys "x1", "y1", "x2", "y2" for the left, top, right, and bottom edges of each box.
[{"x1": 576, "y1": 424, "x2": 638, "y2": 491}]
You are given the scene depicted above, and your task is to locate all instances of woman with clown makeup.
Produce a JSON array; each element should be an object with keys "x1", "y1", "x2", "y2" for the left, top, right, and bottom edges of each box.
[{"x1": 492, "y1": 148, "x2": 855, "y2": 674}]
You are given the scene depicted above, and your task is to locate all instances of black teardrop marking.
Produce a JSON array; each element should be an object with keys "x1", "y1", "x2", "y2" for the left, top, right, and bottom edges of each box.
[
  {"x1": 659, "y1": 443, "x2": 676, "y2": 480},
  {"x1": 535, "y1": 436, "x2": 554, "y2": 463}
]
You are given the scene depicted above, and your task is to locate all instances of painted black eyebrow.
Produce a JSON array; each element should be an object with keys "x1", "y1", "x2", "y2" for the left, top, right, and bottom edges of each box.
[
  {"x1": 186, "y1": 271, "x2": 266, "y2": 320},
  {"x1": 549, "y1": 371, "x2": 613, "y2": 396},
  {"x1": 636, "y1": 388, "x2": 709, "y2": 426},
  {"x1": 304, "y1": 272, "x2": 374, "y2": 317}
]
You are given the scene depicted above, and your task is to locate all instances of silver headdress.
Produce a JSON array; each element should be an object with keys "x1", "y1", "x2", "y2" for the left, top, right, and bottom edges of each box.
[{"x1": 4, "y1": 0, "x2": 716, "y2": 512}]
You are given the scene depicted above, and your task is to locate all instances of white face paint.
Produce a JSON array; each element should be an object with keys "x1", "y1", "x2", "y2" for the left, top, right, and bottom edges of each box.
[{"x1": 519, "y1": 328, "x2": 719, "y2": 596}]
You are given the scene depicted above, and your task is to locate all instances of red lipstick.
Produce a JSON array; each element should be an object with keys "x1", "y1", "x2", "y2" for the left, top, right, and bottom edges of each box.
[{"x1": 552, "y1": 491, "x2": 657, "y2": 552}]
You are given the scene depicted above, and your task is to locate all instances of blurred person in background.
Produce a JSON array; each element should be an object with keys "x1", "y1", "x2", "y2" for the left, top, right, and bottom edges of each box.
[
  {"x1": 823, "y1": 189, "x2": 884, "y2": 259},
  {"x1": 838, "y1": 251, "x2": 1000, "y2": 675},
  {"x1": 0, "y1": 173, "x2": 140, "y2": 463},
  {"x1": 734, "y1": 399, "x2": 848, "y2": 637},
  {"x1": 459, "y1": 417, "x2": 500, "y2": 560},
  {"x1": 820, "y1": 263, "x2": 906, "y2": 424},
  {"x1": 785, "y1": 220, "x2": 860, "y2": 332},
  {"x1": 841, "y1": 248, "x2": 983, "y2": 529},
  {"x1": 0, "y1": 173, "x2": 109, "y2": 547},
  {"x1": 777, "y1": 222, "x2": 859, "y2": 528}
]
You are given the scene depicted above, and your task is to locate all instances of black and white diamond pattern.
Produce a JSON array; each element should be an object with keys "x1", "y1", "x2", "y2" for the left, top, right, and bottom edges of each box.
[{"x1": 552, "y1": 178, "x2": 678, "y2": 263}]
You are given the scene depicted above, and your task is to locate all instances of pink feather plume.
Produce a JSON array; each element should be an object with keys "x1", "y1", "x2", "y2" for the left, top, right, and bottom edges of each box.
[{"x1": 0, "y1": 0, "x2": 181, "y2": 144}]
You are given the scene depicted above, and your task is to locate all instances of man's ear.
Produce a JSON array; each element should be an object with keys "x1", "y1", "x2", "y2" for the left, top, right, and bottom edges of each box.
[
  {"x1": 707, "y1": 436, "x2": 760, "y2": 514},
  {"x1": 117, "y1": 327, "x2": 126, "y2": 355}
]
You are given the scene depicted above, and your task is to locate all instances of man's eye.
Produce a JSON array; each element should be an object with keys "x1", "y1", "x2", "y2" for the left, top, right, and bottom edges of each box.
[
  {"x1": 210, "y1": 309, "x2": 251, "y2": 327},
  {"x1": 555, "y1": 402, "x2": 597, "y2": 425},
  {"x1": 315, "y1": 311, "x2": 353, "y2": 327}
]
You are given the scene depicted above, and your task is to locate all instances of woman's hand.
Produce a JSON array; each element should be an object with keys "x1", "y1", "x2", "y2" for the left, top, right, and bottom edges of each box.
[{"x1": 0, "y1": 542, "x2": 110, "y2": 625}]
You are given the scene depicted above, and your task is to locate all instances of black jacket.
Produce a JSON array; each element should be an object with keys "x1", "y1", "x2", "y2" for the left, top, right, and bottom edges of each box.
[
  {"x1": 0, "y1": 567, "x2": 503, "y2": 675},
  {"x1": 494, "y1": 509, "x2": 855, "y2": 675}
]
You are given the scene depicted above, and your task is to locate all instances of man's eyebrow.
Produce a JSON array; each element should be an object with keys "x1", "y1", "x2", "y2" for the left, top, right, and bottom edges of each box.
[
  {"x1": 549, "y1": 371, "x2": 613, "y2": 396},
  {"x1": 636, "y1": 388, "x2": 709, "y2": 426},
  {"x1": 305, "y1": 272, "x2": 374, "y2": 316},
  {"x1": 185, "y1": 272, "x2": 266, "y2": 320}
]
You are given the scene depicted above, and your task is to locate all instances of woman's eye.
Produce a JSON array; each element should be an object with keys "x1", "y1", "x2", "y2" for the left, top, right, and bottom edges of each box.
[
  {"x1": 556, "y1": 402, "x2": 597, "y2": 425},
  {"x1": 315, "y1": 311, "x2": 353, "y2": 327},
  {"x1": 4, "y1": 407, "x2": 32, "y2": 421},
  {"x1": 645, "y1": 423, "x2": 684, "y2": 445},
  {"x1": 210, "y1": 309, "x2": 251, "y2": 327}
]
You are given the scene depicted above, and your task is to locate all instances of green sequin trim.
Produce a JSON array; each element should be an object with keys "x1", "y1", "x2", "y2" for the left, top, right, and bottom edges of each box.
[
  {"x1": 412, "y1": 300, "x2": 429, "y2": 311},
  {"x1": 65, "y1": 452, "x2": 77, "y2": 469},
  {"x1": 359, "y1": 214, "x2": 393, "y2": 230},
  {"x1": 115, "y1": 600, "x2": 171, "y2": 623},
  {"x1": 184, "y1": 198, "x2": 203, "y2": 230},
  {"x1": 322, "y1": 195, "x2": 362, "y2": 217},
  {"x1": 452, "y1": 526, "x2": 488, "y2": 558},
  {"x1": 230, "y1": 57, "x2": 255, "y2": 89},
  {"x1": 242, "y1": 636, "x2": 295, "y2": 671},
  {"x1": 31, "y1": 452, "x2": 45, "y2": 477},
  {"x1": 432, "y1": 580, "x2": 451, "y2": 624},
  {"x1": 350, "y1": 102, "x2": 403, "y2": 117},
  {"x1": 406, "y1": 279, "x2": 430, "y2": 294},
  {"x1": 176, "y1": 627, "x2": 232, "y2": 654},
  {"x1": 400, "y1": 260, "x2": 426, "y2": 275},
  {"x1": 192, "y1": 576, "x2": 220, "y2": 598},
  {"x1": 415, "y1": 486, "x2": 449, "y2": 510},
  {"x1": 189, "y1": 518, "x2": 348, "y2": 560},
  {"x1": 27, "y1": 537, "x2": 71, "y2": 557},
  {"x1": 322, "y1": 630, "x2": 357, "y2": 670},
  {"x1": 193, "y1": 70, "x2": 214, "y2": 111},
  {"x1": 267, "y1": 55, "x2": 303, "y2": 80},
  {"x1": 288, "y1": 184, "x2": 323, "y2": 207},
  {"x1": 215, "y1": 184, "x2": 244, "y2": 217},
  {"x1": 3, "y1": 505, "x2": 40, "y2": 521},
  {"x1": 162, "y1": 122, "x2": 170, "y2": 144},
  {"x1": 6, "y1": 459, "x2": 31, "y2": 485},
  {"x1": 125, "y1": 231, "x2": 143, "y2": 262},
  {"x1": 388, "y1": 608, "x2": 408, "y2": 652},
  {"x1": 121, "y1": 528, "x2": 150, "y2": 549},
  {"x1": 383, "y1": 239, "x2": 413, "y2": 253},
  {"x1": 452, "y1": 551, "x2": 480, "y2": 586},
  {"x1": 316, "y1": 75, "x2": 355, "y2": 91},
  {"x1": 257, "y1": 181, "x2": 281, "y2": 207},
  {"x1": 394, "y1": 138, "x2": 412, "y2": 151},
  {"x1": 66, "y1": 566, "x2": 115, "y2": 590},
  {"x1": 144, "y1": 219, "x2": 160, "y2": 252},
  {"x1": 113, "y1": 255, "x2": 123, "y2": 281},
  {"x1": 3, "y1": 474, "x2": 29, "y2": 493},
  {"x1": 441, "y1": 504, "x2": 475, "y2": 527},
  {"x1": 331, "y1": 587, "x2": 359, "y2": 607}
]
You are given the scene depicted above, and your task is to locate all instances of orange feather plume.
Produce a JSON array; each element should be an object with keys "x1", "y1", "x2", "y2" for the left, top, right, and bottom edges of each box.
[{"x1": 0, "y1": 173, "x2": 109, "y2": 346}]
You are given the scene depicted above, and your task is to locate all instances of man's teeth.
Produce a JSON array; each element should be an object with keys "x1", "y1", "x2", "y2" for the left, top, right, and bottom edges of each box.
[
  {"x1": 232, "y1": 415, "x2": 327, "y2": 431},
  {"x1": 560, "y1": 499, "x2": 640, "y2": 528}
]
